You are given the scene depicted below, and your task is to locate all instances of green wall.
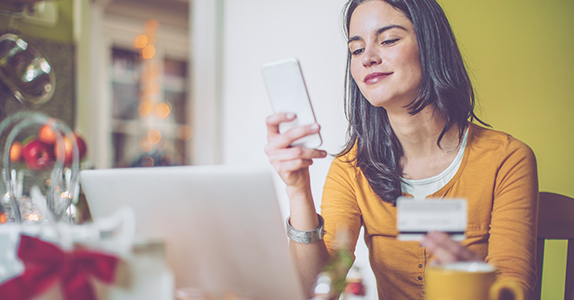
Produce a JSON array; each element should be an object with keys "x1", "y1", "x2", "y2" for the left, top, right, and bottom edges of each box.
[
  {"x1": 439, "y1": 0, "x2": 574, "y2": 299},
  {"x1": 0, "y1": 0, "x2": 74, "y2": 43}
]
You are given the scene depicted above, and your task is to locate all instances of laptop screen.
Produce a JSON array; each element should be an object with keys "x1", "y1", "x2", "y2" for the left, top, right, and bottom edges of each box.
[{"x1": 81, "y1": 165, "x2": 305, "y2": 300}]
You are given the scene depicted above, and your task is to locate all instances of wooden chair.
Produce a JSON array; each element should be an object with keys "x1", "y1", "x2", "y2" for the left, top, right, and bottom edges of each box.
[{"x1": 535, "y1": 192, "x2": 574, "y2": 300}]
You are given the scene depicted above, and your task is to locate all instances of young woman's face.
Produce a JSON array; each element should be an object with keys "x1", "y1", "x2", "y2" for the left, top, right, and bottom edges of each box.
[{"x1": 348, "y1": 0, "x2": 422, "y2": 111}]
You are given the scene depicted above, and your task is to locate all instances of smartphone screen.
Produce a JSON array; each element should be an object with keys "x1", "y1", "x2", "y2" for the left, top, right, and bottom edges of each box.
[{"x1": 261, "y1": 57, "x2": 322, "y2": 148}]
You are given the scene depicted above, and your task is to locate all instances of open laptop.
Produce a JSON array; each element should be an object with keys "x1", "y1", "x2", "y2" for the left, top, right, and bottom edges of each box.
[{"x1": 80, "y1": 165, "x2": 305, "y2": 300}]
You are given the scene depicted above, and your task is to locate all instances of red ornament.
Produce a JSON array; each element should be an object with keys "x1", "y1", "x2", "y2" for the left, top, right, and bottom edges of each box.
[{"x1": 345, "y1": 281, "x2": 366, "y2": 296}]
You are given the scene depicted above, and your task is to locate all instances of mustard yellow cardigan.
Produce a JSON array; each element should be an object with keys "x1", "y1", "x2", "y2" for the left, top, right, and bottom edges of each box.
[{"x1": 321, "y1": 122, "x2": 538, "y2": 300}]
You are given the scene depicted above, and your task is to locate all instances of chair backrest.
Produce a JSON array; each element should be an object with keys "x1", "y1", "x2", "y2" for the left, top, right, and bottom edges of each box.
[{"x1": 535, "y1": 192, "x2": 574, "y2": 300}]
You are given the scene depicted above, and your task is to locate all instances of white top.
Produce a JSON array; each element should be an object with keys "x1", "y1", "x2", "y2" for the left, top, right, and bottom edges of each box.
[{"x1": 401, "y1": 128, "x2": 469, "y2": 200}]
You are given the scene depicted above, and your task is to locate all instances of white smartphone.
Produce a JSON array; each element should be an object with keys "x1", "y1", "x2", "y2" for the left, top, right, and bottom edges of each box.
[{"x1": 261, "y1": 57, "x2": 322, "y2": 148}]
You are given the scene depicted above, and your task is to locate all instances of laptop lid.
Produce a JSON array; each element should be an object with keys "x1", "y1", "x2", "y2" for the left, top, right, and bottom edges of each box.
[{"x1": 80, "y1": 165, "x2": 305, "y2": 300}]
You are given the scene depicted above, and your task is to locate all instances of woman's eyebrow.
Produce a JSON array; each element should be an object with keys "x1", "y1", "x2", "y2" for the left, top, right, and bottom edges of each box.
[{"x1": 347, "y1": 24, "x2": 408, "y2": 45}]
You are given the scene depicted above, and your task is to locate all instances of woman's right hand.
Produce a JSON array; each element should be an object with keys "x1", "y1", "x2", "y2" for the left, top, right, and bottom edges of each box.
[
  {"x1": 264, "y1": 113, "x2": 327, "y2": 189},
  {"x1": 266, "y1": 113, "x2": 331, "y2": 297}
]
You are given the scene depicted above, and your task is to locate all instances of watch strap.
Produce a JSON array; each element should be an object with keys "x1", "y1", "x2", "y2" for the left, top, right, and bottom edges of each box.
[{"x1": 286, "y1": 214, "x2": 326, "y2": 244}]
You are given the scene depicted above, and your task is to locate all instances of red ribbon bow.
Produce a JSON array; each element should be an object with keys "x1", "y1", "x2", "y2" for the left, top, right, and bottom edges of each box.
[{"x1": 0, "y1": 235, "x2": 119, "y2": 300}]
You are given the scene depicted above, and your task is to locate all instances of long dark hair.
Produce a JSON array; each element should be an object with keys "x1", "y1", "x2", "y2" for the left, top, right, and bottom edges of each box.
[{"x1": 339, "y1": 0, "x2": 487, "y2": 204}]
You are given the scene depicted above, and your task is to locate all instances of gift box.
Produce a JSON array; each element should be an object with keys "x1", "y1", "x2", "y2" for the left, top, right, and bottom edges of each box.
[
  {"x1": 0, "y1": 207, "x2": 175, "y2": 300},
  {"x1": 0, "y1": 112, "x2": 174, "y2": 299}
]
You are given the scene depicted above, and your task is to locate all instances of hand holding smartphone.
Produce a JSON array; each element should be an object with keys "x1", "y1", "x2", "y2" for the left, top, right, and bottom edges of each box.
[{"x1": 261, "y1": 57, "x2": 322, "y2": 148}]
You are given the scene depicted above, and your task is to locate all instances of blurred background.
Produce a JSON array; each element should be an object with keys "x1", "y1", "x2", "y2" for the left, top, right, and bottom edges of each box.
[{"x1": 0, "y1": 0, "x2": 572, "y2": 299}]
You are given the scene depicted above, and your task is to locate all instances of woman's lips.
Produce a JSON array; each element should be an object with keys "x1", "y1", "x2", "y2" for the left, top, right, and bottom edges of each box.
[{"x1": 364, "y1": 72, "x2": 392, "y2": 85}]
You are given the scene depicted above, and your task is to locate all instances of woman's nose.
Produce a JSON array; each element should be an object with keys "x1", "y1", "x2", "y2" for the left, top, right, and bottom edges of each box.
[{"x1": 361, "y1": 46, "x2": 382, "y2": 67}]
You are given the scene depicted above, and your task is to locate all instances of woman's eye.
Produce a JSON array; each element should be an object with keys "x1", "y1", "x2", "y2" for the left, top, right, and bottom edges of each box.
[
  {"x1": 351, "y1": 48, "x2": 364, "y2": 56},
  {"x1": 382, "y1": 38, "x2": 400, "y2": 45}
]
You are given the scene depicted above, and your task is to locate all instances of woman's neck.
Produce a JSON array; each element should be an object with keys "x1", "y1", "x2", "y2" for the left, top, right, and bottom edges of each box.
[{"x1": 388, "y1": 106, "x2": 465, "y2": 179}]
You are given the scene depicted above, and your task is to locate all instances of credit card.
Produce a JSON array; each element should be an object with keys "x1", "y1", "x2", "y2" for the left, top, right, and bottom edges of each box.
[{"x1": 396, "y1": 197, "x2": 467, "y2": 241}]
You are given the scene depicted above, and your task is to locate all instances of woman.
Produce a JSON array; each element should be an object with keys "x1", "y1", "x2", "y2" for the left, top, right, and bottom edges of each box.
[{"x1": 264, "y1": 0, "x2": 538, "y2": 299}]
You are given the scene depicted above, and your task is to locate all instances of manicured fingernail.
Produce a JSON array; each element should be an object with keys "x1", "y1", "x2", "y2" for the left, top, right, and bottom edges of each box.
[
  {"x1": 310, "y1": 124, "x2": 319, "y2": 131},
  {"x1": 286, "y1": 113, "x2": 295, "y2": 119},
  {"x1": 321, "y1": 151, "x2": 327, "y2": 157}
]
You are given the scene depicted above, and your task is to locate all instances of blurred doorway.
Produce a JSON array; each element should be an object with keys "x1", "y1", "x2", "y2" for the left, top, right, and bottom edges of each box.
[{"x1": 90, "y1": 0, "x2": 191, "y2": 168}]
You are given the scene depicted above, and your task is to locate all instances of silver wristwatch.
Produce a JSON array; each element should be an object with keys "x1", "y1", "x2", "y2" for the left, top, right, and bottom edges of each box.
[{"x1": 286, "y1": 214, "x2": 326, "y2": 244}]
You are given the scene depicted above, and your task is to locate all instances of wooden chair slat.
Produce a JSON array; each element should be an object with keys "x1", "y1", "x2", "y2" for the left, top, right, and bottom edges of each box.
[
  {"x1": 535, "y1": 239, "x2": 545, "y2": 300},
  {"x1": 565, "y1": 240, "x2": 574, "y2": 300},
  {"x1": 536, "y1": 192, "x2": 574, "y2": 300}
]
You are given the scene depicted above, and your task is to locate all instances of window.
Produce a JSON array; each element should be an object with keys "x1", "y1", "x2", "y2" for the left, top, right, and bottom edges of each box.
[
  {"x1": 110, "y1": 46, "x2": 191, "y2": 167},
  {"x1": 90, "y1": 0, "x2": 191, "y2": 168},
  {"x1": 81, "y1": 0, "x2": 208, "y2": 169}
]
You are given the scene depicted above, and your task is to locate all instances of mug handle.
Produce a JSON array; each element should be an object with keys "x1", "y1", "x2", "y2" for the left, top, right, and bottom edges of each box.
[{"x1": 489, "y1": 279, "x2": 524, "y2": 300}]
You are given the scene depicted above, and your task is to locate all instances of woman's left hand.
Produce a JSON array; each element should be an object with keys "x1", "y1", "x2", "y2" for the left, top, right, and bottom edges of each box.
[{"x1": 420, "y1": 231, "x2": 483, "y2": 265}]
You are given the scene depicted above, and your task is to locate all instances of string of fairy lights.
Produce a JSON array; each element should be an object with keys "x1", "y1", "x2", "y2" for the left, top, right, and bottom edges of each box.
[{"x1": 132, "y1": 19, "x2": 192, "y2": 167}]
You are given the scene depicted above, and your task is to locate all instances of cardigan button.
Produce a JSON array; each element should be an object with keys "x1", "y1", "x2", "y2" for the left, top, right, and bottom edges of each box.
[
  {"x1": 418, "y1": 264, "x2": 423, "y2": 268},
  {"x1": 418, "y1": 276, "x2": 423, "y2": 281}
]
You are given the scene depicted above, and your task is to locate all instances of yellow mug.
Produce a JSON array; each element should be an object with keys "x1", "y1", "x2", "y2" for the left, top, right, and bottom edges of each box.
[{"x1": 425, "y1": 262, "x2": 523, "y2": 300}]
